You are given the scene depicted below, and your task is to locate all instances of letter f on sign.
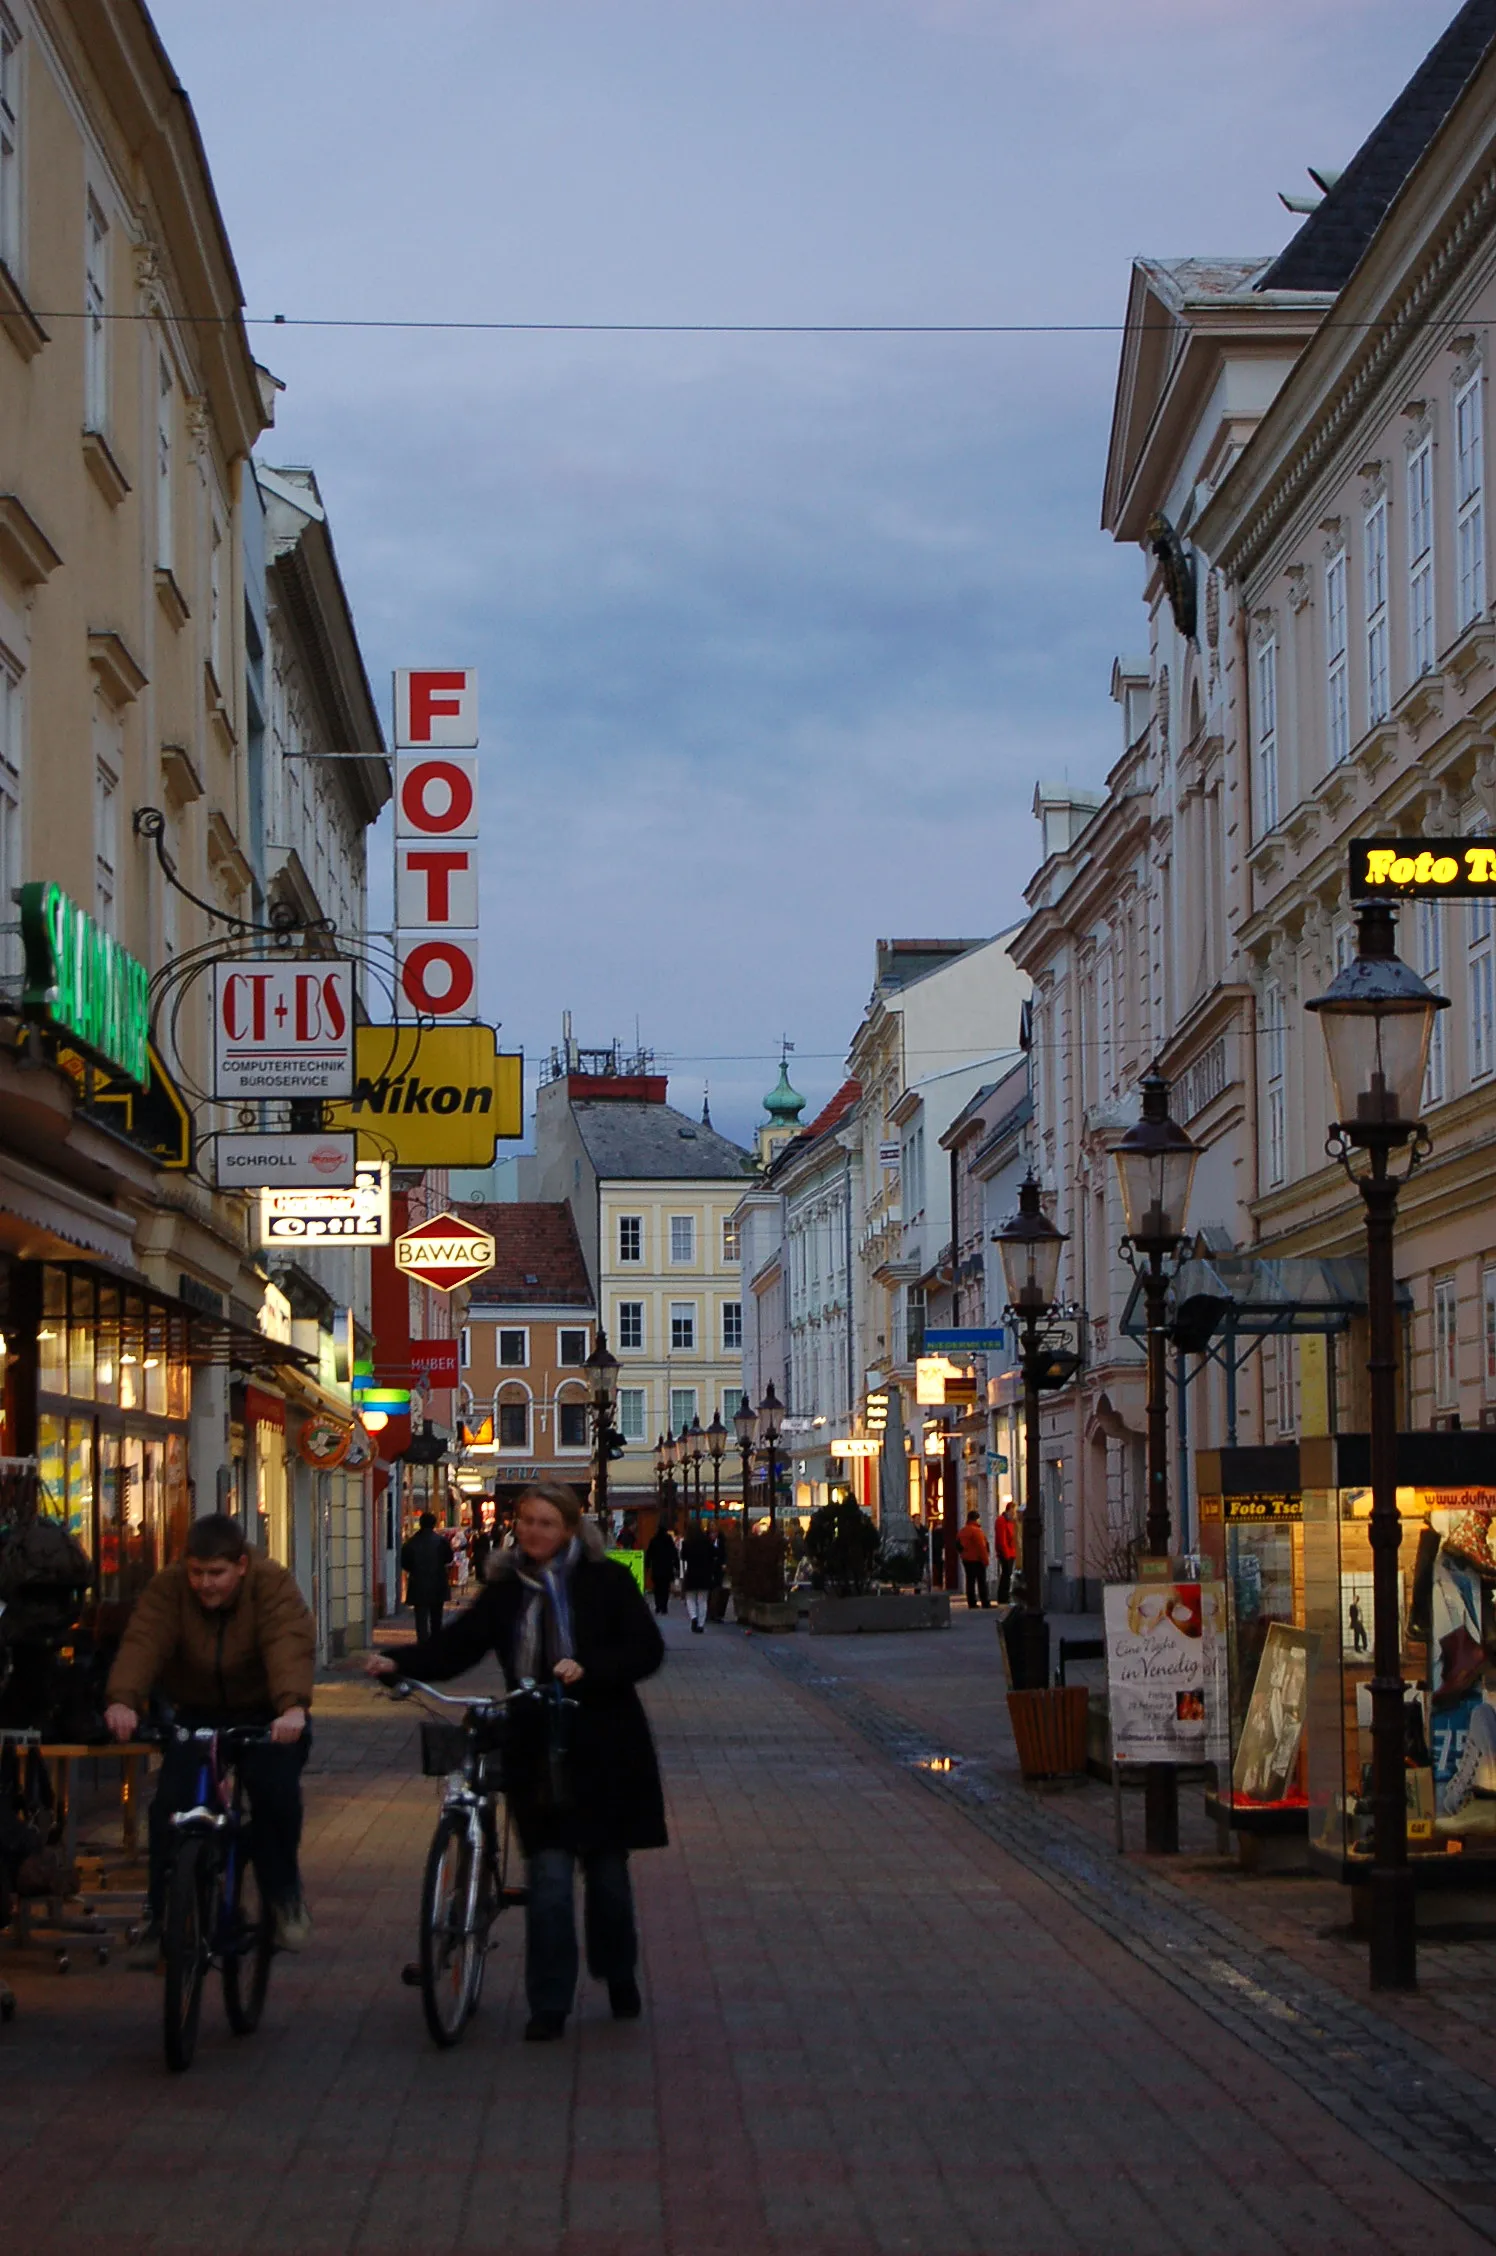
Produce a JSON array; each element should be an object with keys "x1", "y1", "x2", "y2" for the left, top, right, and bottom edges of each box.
[{"x1": 395, "y1": 669, "x2": 478, "y2": 749}]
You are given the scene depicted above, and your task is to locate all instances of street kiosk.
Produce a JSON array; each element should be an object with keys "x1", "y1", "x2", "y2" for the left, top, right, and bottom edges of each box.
[{"x1": 1196, "y1": 1446, "x2": 1311, "y2": 1844}]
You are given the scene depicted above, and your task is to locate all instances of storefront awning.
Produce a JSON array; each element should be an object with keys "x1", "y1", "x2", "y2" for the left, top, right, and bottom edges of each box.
[
  {"x1": 0, "y1": 1150, "x2": 137, "y2": 1267},
  {"x1": 1121, "y1": 1253, "x2": 1414, "y2": 1354}
]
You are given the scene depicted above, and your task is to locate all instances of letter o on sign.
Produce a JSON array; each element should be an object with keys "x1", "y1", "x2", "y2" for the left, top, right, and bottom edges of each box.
[
  {"x1": 400, "y1": 759, "x2": 474, "y2": 835},
  {"x1": 401, "y1": 940, "x2": 476, "y2": 1016},
  {"x1": 1433, "y1": 856, "x2": 1459, "y2": 884}
]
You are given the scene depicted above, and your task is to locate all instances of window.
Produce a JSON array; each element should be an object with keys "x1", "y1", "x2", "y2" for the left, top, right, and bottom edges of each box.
[
  {"x1": 618, "y1": 1387, "x2": 646, "y2": 1443},
  {"x1": 722, "y1": 1214, "x2": 740, "y2": 1262},
  {"x1": 94, "y1": 755, "x2": 117, "y2": 930},
  {"x1": 1483, "y1": 1266, "x2": 1496, "y2": 1397},
  {"x1": 1256, "y1": 638, "x2": 1279, "y2": 834},
  {"x1": 1325, "y1": 548, "x2": 1349, "y2": 767},
  {"x1": 156, "y1": 356, "x2": 174, "y2": 572},
  {"x1": 1434, "y1": 1276, "x2": 1459, "y2": 1410},
  {"x1": 1272, "y1": 1338, "x2": 1297, "y2": 1436},
  {"x1": 1456, "y1": 373, "x2": 1485, "y2": 631},
  {"x1": 669, "y1": 1387, "x2": 698, "y2": 1434},
  {"x1": 1471, "y1": 898, "x2": 1495, "y2": 1081},
  {"x1": 669, "y1": 1215, "x2": 696, "y2": 1264},
  {"x1": 459, "y1": 1327, "x2": 471, "y2": 1369},
  {"x1": 721, "y1": 1301, "x2": 742, "y2": 1353},
  {"x1": 557, "y1": 1329, "x2": 587, "y2": 1367},
  {"x1": 1408, "y1": 438, "x2": 1435, "y2": 677},
  {"x1": 1365, "y1": 496, "x2": 1390, "y2": 721},
  {"x1": 1420, "y1": 901, "x2": 1445, "y2": 1106},
  {"x1": 1263, "y1": 980, "x2": 1286, "y2": 1188},
  {"x1": 0, "y1": 11, "x2": 20, "y2": 275},
  {"x1": 905, "y1": 1285, "x2": 926, "y2": 1364},
  {"x1": 209, "y1": 513, "x2": 224, "y2": 681},
  {"x1": 498, "y1": 1399, "x2": 529, "y2": 1450},
  {"x1": 0, "y1": 657, "x2": 19, "y2": 984},
  {"x1": 722, "y1": 1388, "x2": 746, "y2": 1422},
  {"x1": 498, "y1": 1329, "x2": 528, "y2": 1368},
  {"x1": 617, "y1": 1301, "x2": 643, "y2": 1351},
  {"x1": 670, "y1": 1302, "x2": 696, "y2": 1352},
  {"x1": 617, "y1": 1214, "x2": 642, "y2": 1264},
  {"x1": 558, "y1": 1399, "x2": 589, "y2": 1450},
  {"x1": 84, "y1": 194, "x2": 108, "y2": 433}
]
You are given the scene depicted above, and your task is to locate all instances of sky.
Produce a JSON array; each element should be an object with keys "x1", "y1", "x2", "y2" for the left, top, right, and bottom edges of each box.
[{"x1": 151, "y1": 0, "x2": 1457, "y2": 1146}]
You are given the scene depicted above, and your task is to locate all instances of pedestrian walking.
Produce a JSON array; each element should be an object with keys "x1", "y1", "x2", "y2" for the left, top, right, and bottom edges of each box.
[
  {"x1": 369, "y1": 1480, "x2": 665, "y2": 2042},
  {"x1": 957, "y1": 1510, "x2": 991, "y2": 1609},
  {"x1": 643, "y1": 1522, "x2": 679, "y2": 1616},
  {"x1": 400, "y1": 1511, "x2": 454, "y2": 1645},
  {"x1": 994, "y1": 1504, "x2": 1017, "y2": 1606},
  {"x1": 679, "y1": 1518, "x2": 720, "y2": 1633}
]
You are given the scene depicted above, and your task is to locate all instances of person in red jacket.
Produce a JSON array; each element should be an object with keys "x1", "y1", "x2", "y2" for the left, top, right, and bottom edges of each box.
[
  {"x1": 993, "y1": 1504, "x2": 1018, "y2": 1605},
  {"x1": 955, "y1": 1511, "x2": 990, "y2": 1609}
]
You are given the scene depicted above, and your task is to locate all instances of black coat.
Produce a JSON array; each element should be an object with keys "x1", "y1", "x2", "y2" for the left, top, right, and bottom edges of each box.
[
  {"x1": 679, "y1": 1530, "x2": 720, "y2": 1592},
  {"x1": 643, "y1": 1530, "x2": 679, "y2": 1592},
  {"x1": 404, "y1": 1543, "x2": 667, "y2": 1856},
  {"x1": 400, "y1": 1528, "x2": 453, "y2": 1604}
]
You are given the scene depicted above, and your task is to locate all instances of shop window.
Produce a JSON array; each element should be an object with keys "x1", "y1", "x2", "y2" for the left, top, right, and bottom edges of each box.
[
  {"x1": 67, "y1": 1419, "x2": 93, "y2": 1552},
  {"x1": 38, "y1": 1266, "x2": 65, "y2": 1393},
  {"x1": 68, "y1": 1274, "x2": 95, "y2": 1400},
  {"x1": 558, "y1": 1400, "x2": 589, "y2": 1449},
  {"x1": 95, "y1": 1281, "x2": 119, "y2": 1407},
  {"x1": 37, "y1": 1412, "x2": 64, "y2": 1521}
]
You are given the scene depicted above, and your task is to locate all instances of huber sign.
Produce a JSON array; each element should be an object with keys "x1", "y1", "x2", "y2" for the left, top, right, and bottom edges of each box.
[
  {"x1": 19, "y1": 881, "x2": 149, "y2": 1088},
  {"x1": 213, "y1": 960, "x2": 354, "y2": 1098},
  {"x1": 393, "y1": 1212, "x2": 496, "y2": 1292}
]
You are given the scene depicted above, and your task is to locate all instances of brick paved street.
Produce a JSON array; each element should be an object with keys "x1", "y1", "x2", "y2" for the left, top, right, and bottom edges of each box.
[{"x1": 3, "y1": 1610, "x2": 1494, "y2": 2256}]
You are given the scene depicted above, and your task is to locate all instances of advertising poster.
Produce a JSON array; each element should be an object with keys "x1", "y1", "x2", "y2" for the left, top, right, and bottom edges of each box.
[
  {"x1": 1231, "y1": 1622, "x2": 1319, "y2": 1804},
  {"x1": 1104, "y1": 1581, "x2": 1226, "y2": 1767}
]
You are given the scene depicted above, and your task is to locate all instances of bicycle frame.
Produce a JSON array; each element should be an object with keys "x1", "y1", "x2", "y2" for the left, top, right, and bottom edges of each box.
[{"x1": 163, "y1": 1728, "x2": 262, "y2": 1965}]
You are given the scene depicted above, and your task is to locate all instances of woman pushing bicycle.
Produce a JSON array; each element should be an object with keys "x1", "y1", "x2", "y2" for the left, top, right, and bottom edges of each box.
[{"x1": 367, "y1": 1479, "x2": 666, "y2": 2042}]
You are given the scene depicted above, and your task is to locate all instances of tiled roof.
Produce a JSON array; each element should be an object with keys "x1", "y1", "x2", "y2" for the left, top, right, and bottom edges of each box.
[
  {"x1": 456, "y1": 1202, "x2": 594, "y2": 1306},
  {"x1": 1260, "y1": 0, "x2": 1496, "y2": 293},
  {"x1": 803, "y1": 1077, "x2": 861, "y2": 1140},
  {"x1": 572, "y1": 1100, "x2": 750, "y2": 1181}
]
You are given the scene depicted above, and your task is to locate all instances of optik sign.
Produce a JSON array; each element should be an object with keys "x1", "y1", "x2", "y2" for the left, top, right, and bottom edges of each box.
[{"x1": 213, "y1": 961, "x2": 354, "y2": 1098}]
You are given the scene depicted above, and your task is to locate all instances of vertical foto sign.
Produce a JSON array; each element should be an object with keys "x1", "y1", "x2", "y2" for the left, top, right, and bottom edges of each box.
[{"x1": 393, "y1": 669, "x2": 479, "y2": 1018}]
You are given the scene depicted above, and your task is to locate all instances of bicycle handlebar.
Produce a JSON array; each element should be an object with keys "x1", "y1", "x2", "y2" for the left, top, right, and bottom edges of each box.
[
  {"x1": 379, "y1": 1675, "x2": 533, "y2": 1710},
  {"x1": 134, "y1": 1721, "x2": 278, "y2": 1750}
]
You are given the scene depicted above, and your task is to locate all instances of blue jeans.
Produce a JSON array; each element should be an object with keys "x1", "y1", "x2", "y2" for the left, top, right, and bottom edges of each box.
[
  {"x1": 148, "y1": 1729, "x2": 310, "y2": 1922},
  {"x1": 525, "y1": 1846, "x2": 636, "y2": 2016}
]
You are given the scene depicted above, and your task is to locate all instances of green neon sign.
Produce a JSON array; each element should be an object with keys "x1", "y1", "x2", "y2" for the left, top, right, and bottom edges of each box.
[{"x1": 19, "y1": 880, "x2": 150, "y2": 1089}]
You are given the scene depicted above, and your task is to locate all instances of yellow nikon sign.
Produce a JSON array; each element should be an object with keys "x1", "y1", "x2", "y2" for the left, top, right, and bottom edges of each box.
[{"x1": 323, "y1": 1026, "x2": 522, "y2": 1165}]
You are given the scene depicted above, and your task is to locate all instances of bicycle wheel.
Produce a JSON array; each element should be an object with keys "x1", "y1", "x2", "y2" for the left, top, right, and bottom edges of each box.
[
  {"x1": 222, "y1": 1840, "x2": 274, "y2": 2036},
  {"x1": 464, "y1": 1803, "x2": 508, "y2": 2018},
  {"x1": 418, "y1": 1813, "x2": 482, "y2": 2047},
  {"x1": 163, "y1": 1838, "x2": 213, "y2": 2073}
]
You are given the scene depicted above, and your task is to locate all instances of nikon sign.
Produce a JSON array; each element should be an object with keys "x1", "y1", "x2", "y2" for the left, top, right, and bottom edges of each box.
[
  {"x1": 323, "y1": 1025, "x2": 522, "y2": 1165},
  {"x1": 18, "y1": 881, "x2": 149, "y2": 1088}
]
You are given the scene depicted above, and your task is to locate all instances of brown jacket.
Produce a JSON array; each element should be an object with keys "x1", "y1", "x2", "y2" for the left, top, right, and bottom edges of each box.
[{"x1": 106, "y1": 1554, "x2": 315, "y2": 1720}]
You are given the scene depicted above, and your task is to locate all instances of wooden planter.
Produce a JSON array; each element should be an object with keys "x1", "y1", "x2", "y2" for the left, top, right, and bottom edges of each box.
[{"x1": 1006, "y1": 1686, "x2": 1089, "y2": 1782}]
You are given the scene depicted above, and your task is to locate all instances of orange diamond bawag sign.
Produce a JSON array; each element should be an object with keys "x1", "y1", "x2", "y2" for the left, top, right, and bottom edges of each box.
[{"x1": 393, "y1": 1212, "x2": 496, "y2": 1293}]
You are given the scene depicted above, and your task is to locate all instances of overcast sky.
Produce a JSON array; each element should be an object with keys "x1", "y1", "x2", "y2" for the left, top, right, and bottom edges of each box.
[{"x1": 153, "y1": 0, "x2": 1454, "y2": 1144}]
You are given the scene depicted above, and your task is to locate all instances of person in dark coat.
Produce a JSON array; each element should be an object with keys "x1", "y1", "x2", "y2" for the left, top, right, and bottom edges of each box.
[
  {"x1": 643, "y1": 1522, "x2": 679, "y2": 1617},
  {"x1": 679, "y1": 1519, "x2": 720, "y2": 1634},
  {"x1": 400, "y1": 1512, "x2": 454, "y2": 1645},
  {"x1": 370, "y1": 1480, "x2": 665, "y2": 2043}
]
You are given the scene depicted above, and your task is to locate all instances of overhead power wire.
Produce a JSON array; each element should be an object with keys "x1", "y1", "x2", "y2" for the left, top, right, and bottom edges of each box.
[{"x1": 34, "y1": 310, "x2": 1496, "y2": 337}]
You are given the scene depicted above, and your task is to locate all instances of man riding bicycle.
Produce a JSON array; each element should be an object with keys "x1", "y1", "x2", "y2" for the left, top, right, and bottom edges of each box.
[{"x1": 103, "y1": 1513, "x2": 315, "y2": 1964}]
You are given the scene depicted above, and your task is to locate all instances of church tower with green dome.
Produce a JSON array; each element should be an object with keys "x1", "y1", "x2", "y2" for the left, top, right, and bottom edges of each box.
[{"x1": 756, "y1": 1050, "x2": 806, "y2": 1170}]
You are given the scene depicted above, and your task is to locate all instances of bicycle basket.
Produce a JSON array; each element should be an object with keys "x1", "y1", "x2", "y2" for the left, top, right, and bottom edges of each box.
[{"x1": 419, "y1": 1720, "x2": 468, "y2": 1777}]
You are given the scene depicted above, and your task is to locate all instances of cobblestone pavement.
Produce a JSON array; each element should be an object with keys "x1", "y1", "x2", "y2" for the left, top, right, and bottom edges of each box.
[{"x1": 1, "y1": 1609, "x2": 1493, "y2": 2255}]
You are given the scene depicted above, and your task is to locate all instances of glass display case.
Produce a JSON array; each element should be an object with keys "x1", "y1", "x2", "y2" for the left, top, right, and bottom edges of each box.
[
  {"x1": 1300, "y1": 1432, "x2": 1496, "y2": 1882},
  {"x1": 1196, "y1": 1446, "x2": 1311, "y2": 1835}
]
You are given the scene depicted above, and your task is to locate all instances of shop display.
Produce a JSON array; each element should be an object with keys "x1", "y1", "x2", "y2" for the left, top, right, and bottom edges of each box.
[{"x1": 1196, "y1": 1445, "x2": 1310, "y2": 1830}]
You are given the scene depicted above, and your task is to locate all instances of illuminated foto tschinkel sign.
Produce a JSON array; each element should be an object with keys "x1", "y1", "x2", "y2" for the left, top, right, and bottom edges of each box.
[{"x1": 1350, "y1": 839, "x2": 1496, "y2": 897}]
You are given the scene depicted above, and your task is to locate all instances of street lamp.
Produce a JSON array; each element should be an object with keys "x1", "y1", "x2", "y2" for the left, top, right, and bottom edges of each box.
[
  {"x1": 757, "y1": 1381, "x2": 785, "y2": 1532},
  {"x1": 705, "y1": 1408, "x2": 728, "y2": 1520},
  {"x1": 1308, "y1": 898, "x2": 1447, "y2": 1992},
  {"x1": 583, "y1": 1329, "x2": 619, "y2": 1525},
  {"x1": 1110, "y1": 1069, "x2": 1201, "y2": 1854},
  {"x1": 993, "y1": 1173, "x2": 1068, "y2": 1692},
  {"x1": 685, "y1": 1415, "x2": 705, "y2": 1518},
  {"x1": 733, "y1": 1395, "x2": 756, "y2": 1532},
  {"x1": 660, "y1": 1426, "x2": 680, "y2": 1520}
]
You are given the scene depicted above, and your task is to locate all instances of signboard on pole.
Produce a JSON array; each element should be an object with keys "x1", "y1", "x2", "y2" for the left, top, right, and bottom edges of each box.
[
  {"x1": 394, "y1": 669, "x2": 480, "y2": 1020},
  {"x1": 923, "y1": 1327, "x2": 1007, "y2": 1353},
  {"x1": 393, "y1": 1212, "x2": 496, "y2": 1293},
  {"x1": 214, "y1": 1133, "x2": 357, "y2": 1190},
  {"x1": 1349, "y1": 838, "x2": 1496, "y2": 898},
  {"x1": 1103, "y1": 1581, "x2": 1227, "y2": 1768},
  {"x1": 322, "y1": 1024, "x2": 522, "y2": 1164},
  {"x1": 410, "y1": 1339, "x2": 461, "y2": 1385},
  {"x1": 258, "y1": 1161, "x2": 390, "y2": 1245},
  {"x1": 213, "y1": 961, "x2": 354, "y2": 1098},
  {"x1": 830, "y1": 1438, "x2": 881, "y2": 1459}
]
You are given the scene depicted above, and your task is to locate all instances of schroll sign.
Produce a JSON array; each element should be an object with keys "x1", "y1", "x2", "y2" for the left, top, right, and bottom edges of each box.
[
  {"x1": 18, "y1": 880, "x2": 149, "y2": 1088},
  {"x1": 1350, "y1": 839, "x2": 1496, "y2": 897}
]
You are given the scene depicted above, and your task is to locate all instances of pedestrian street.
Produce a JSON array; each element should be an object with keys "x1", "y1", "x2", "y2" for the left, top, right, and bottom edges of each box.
[{"x1": 3, "y1": 1608, "x2": 1489, "y2": 2256}]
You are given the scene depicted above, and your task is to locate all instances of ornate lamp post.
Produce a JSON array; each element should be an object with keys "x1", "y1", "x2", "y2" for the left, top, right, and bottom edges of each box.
[
  {"x1": 992, "y1": 1174, "x2": 1068, "y2": 1693},
  {"x1": 1109, "y1": 1069, "x2": 1201, "y2": 1853},
  {"x1": 654, "y1": 1433, "x2": 669, "y2": 1510},
  {"x1": 583, "y1": 1330, "x2": 619, "y2": 1524},
  {"x1": 733, "y1": 1396, "x2": 756, "y2": 1531},
  {"x1": 660, "y1": 1426, "x2": 680, "y2": 1520},
  {"x1": 1308, "y1": 899, "x2": 1447, "y2": 1991},
  {"x1": 685, "y1": 1415, "x2": 706, "y2": 1518},
  {"x1": 705, "y1": 1409, "x2": 728, "y2": 1519},
  {"x1": 757, "y1": 1382, "x2": 785, "y2": 1531}
]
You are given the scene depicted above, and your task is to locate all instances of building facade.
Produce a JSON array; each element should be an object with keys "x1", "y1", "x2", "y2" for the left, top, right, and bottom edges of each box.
[{"x1": 455, "y1": 1202, "x2": 597, "y2": 1513}]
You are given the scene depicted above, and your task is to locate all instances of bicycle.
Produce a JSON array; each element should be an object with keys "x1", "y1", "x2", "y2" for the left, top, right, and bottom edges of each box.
[
  {"x1": 384, "y1": 1676, "x2": 571, "y2": 2048},
  {"x1": 141, "y1": 1723, "x2": 278, "y2": 2073}
]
